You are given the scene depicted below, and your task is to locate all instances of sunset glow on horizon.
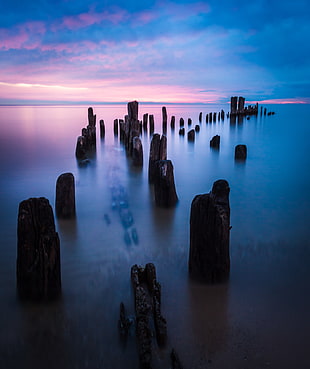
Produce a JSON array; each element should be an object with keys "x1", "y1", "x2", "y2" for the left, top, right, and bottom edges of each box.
[{"x1": 0, "y1": 1, "x2": 309, "y2": 105}]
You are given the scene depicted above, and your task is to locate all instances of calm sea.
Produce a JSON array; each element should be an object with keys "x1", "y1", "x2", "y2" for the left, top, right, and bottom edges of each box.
[{"x1": 0, "y1": 103, "x2": 309, "y2": 369}]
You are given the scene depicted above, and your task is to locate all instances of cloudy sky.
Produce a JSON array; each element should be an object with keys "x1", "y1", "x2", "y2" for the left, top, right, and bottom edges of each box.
[{"x1": 0, "y1": 0, "x2": 309, "y2": 104}]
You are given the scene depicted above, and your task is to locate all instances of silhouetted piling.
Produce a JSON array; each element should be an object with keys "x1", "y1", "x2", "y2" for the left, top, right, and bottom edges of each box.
[
  {"x1": 235, "y1": 144, "x2": 247, "y2": 161},
  {"x1": 17, "y1": 197, "x2": 61, "y2": 300},
  {"x1": 154, "y1": 160, "x2": 178, "y2": 207},
  {"x1": 189, "y1": 180, "x2": 230, "y2": 283},
  {"x1": 55, "y1": 173, "x2": 76, "y2": 219},
  {"x1": 100, "y1": 119, "x2": 105, "y2": 138},
  {"x1": 210, "y1": 135, "x2": 220, "y2": 149}
]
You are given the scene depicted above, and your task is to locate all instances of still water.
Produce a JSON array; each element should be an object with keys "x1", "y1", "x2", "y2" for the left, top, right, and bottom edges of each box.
[{"x1": 0, "y1": 103, "x2": 309, "y2": 368}]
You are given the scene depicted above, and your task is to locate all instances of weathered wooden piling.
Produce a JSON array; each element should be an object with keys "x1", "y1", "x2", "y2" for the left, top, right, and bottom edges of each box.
[
  {"x1": 17, "y1": 197, "x2": 61, "y2": 300},
  {"x1": 231, "y1": 96, "x2": 238, "y2": 115},
  {"x1": 148, "y1": 134, "x2": 167, "y2": 183},
  {"x1": 235, "y1": 144, "x2": 247, "y2": 161},
  {"x1": 143, "y1": 113, "x2": 148, "y2": 131},
  {"x1": 149, "y1": 114, "x2": 154, "y2": 133},
  {"x1": 188, "y1": 129, "x2": 195, "y2": 141},
  {"x1": 88, "y1": 107, "x2": 96, "y2": 127},
  {"x1": 162, "y1": 106, "x2": 167, "y2": 126},
  {"x1": 114, "y1": 119, "x2": 119, "y2": 135},
  {"x1": 132, "y1": 136, "x2": 143, "y2": 166},
  {"x1": 189, "y1": 180, "x2": 230, "y2": 283},
  {"x1": 75, "y1": 136, "x2": 87, "y2": 159},
  {"x1": 154, "y1": 160, "x2": 178, "y2": 207},
  {"x1": 55, "y1": 173, "x2": 76, "y2": 219},
  {"x1": 179, "y1": 118, "x2": 184, "y2": 127},
  {"x1": 170, "y1": 116, "x2": 175, "y2": 129},
  {"x1": 195, "y1": 124, "x2": 200, "y2": 132},
  {"x1": 100, "y1": 119, "x2": 105, "y2": 138},
  {"x1": 210, "y1": 135, "x2": 220, "y2": 149},
  {"x1": 188, "y1": 118, "x2": 192, "y2": 126},
  {"x1": 206, "y1": 114, "x2": 209, "y2": 123},
  {"x1": 179, "y1": 128, "x2": 185, "y2": 135},
  {"x1": 213, "y1": 112, "x2": 217, "y2": 121},
  {"x1": 199, "y1": 112, "x2": 202, "y2": 122}
]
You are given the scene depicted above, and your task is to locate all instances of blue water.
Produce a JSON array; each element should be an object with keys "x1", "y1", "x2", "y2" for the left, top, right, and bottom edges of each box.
[{"x1": 0, "y1": 103, "x2": 309, "y2": 368}]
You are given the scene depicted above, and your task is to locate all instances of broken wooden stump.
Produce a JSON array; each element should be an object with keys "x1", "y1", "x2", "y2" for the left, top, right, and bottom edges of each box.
[
  {"x1": 210, "y1": 135, "x2": 220, "y2": 149},
  {"x1": 154, "y1": 160, "x2": 178, "y2": 207},
  {"x1": 199, "y1": 112, "x2": 202, "y2": 122},
  {"x1": 235, "y1": 144, "x2": 247, "y2": 161},
  {"x1": 195, "y1": 124, "x2": 200, "y2": 132},
  {"x1": 179, "y1": 117, "x2": 184, "y2": 127},
  {"x1": 170, "y1": 116, "x2": 175, "y2": 129},
  {"x1": 16, "y1": 197, "x2": 61, "y2": 300},
  {"x1": 179, "y1": 128, "x2": 185, "y2": 136},
  {"x1": 55, "y1": 172, "x2": 76, "y2": 219},
  {"x1": 189, "y1": 179, "x2": 231, "y2": 283}
]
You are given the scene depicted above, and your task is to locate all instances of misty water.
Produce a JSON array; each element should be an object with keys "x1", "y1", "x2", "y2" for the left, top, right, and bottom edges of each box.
[{"x1": 0, "y1": 103, "x2": 309, "y2": 369}]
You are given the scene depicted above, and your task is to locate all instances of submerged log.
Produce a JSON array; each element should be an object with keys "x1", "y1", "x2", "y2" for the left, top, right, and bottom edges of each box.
[
  {"x1": 235, "y1": 144, "x2": 247, "y2": 161},
  {"x1": 154, "y1": 160, "x2": 178, "y2": 207},
  {"x1": 210, "y1": 135, "x2": 220, "y2": 149},
  {"x1": 189, "y1": 180, "x2": 230, "y2": 283},
  {"x1": 16, "y1": 197, "x2": 61, "y2": 300},
  {"x1": 55, "y1": 173, "x2": 76, "y2": 219}
]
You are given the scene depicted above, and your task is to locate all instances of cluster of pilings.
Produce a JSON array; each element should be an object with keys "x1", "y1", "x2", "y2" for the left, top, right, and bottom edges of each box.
[
  {"x1": 148, "y1": 133, "x2": 178, "y2": 207},
  {"x1": 75, "y1": 107, "x2": 97, "y2": 162},
  {"x1": 118, "y1": 263, "x2": 183, "y2": 369},
  {"x1": 16, "y1": 171, "x2": 77, "y2": 301}
]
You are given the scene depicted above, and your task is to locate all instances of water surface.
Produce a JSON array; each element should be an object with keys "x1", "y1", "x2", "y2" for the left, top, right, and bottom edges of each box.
[{"x1": 0, "y1": 103, "x2": 309, "y2": 368}]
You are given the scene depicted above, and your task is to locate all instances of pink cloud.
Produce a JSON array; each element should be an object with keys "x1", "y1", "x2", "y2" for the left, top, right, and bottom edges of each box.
[{"x1": 55, "y1": 9, "x2": 127, "y2": 31}]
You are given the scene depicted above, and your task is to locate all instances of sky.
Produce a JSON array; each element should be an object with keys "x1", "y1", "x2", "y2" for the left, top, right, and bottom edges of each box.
[{"x1": 0, "y1": 0, "x2": 309, "y2": 104}]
